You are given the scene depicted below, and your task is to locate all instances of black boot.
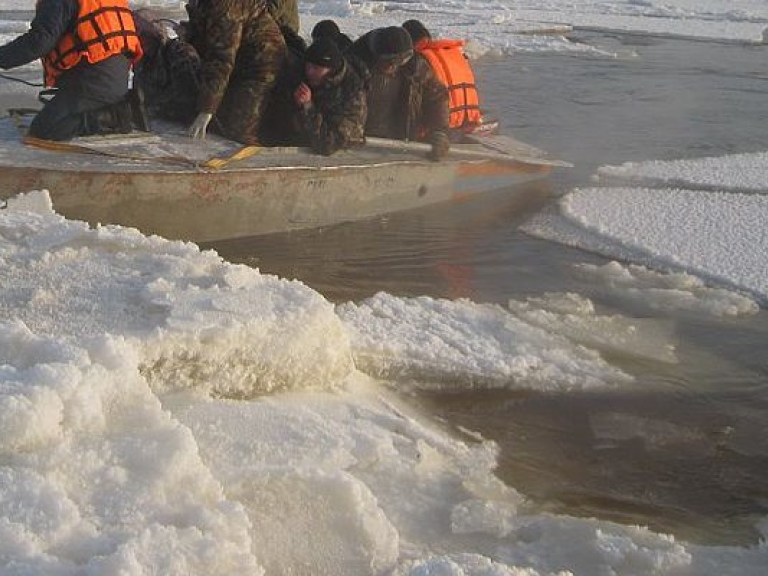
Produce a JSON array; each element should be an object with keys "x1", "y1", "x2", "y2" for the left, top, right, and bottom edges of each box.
[
  {"x1": 83, "y1": 101, "x2": 133, "y2": 135},
  {"x1": 127, "y1": 86, "x2": 151, "y2": 132}
]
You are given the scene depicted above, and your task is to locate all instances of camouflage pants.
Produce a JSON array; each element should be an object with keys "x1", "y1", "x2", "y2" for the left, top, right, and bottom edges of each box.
[
  {"x1": 213, "y1": 16, "x2": 286, "y2": 144},
  {"x1": 137, "y1": 39, "x2": 201, "y2": 124}
]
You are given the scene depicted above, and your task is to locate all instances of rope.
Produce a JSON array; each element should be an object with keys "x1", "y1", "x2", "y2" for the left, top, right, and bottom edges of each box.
[
  {"x1": 22, "y1": 135, "x2": 201, "y2": 167},
  {"x1": 0, "y1": 72, "x2": 44, "y2": 88},
  {"x1": 20, "y1": 135, "x2": 262, "y2": 170}
]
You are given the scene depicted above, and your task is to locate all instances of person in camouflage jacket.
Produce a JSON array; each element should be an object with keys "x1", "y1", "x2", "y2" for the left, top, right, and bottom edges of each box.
[
  {"x1": 350, "y1": 26, "x2": 450, "y2": 160},
  {"x1": 259, "y1": 39, "x2": 368, "y2": 155},
  {"x1": 292, "y1": 38, "x2": 368, "y2": 155},
  {"x1": 134, "y1": 11, "x2": 200, "y2": 124},
  {"x1": 184, "y1": 0, "x2": 286, "y2": 144}
]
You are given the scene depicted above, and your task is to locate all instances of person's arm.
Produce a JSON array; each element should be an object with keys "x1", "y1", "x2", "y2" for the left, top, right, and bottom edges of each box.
[
  {"x1": 0, "y1": 0, "x2": 77, "y2": 70},
  {"x1": 299, "y1": 81, "x2": 367, "y2": 155},
  {"x1": 417, "y1": 56, "x2": 449, "y2": 136}
]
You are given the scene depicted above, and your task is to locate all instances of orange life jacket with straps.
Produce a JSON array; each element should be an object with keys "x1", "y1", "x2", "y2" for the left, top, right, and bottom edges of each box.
[
  {"x1": 42, "y1": 0, "x2": 143, "y2": 87},
  {"x1": 415, "y1": 38, "x2": 481, "y2": 130}
]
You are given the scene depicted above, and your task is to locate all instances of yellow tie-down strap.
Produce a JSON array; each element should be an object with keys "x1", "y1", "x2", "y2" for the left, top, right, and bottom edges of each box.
[{"x1": 201, "y1": 145, "x2": 261, "y2": 170}]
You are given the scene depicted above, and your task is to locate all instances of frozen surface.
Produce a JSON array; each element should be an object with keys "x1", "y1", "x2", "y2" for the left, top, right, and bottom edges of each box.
[
  {"x1": 2, "y1": 0, "x2": 768, "y2": 58},
  {"x1": 2, "y1": 192, "x2": 768, "y2": 575},
  {"x1": 337, "y1": 292, "x2": 633, "y2": 390},
  {"x1": 524, "y1": 186, "x2": 768, "y2": 304},
  {"x1": 2, "y1": 0, "x2": 768, "y2": 572},
  {"x1": 597, "y1": 152, "x2": 768, "y2": 194}
]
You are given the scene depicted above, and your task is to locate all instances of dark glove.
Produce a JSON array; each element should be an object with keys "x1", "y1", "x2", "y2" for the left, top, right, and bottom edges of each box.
[{"x1": 428, "y1": 130, "x2": 450, "y2": 161}]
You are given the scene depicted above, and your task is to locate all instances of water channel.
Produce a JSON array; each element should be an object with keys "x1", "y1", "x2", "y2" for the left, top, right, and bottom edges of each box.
[{"x1": 210, "y1": 32, "x2": 768, "y2": 546}]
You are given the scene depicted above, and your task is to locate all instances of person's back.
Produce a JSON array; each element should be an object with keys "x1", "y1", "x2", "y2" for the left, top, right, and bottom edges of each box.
[
  {"x1": 402, "y1": 19, "x2": 482, "y2": 132},
  {"x1": 184, "y1": 0, "x2": 286, "y2": 143},
  {"x1": 266, "y1": 0, "x2": 299, "y2": 34}
]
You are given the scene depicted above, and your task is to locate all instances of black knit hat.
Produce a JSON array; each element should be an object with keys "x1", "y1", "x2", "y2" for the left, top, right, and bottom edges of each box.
[
  {"x1": 305, "y1": 37, "x2": 344, "y2": 71},
  {"x1": 368, "y1": 26, "x2": 413, "y2": 65},
  {"x1": 312, "y1": 19, "x2": 341, "y2": 41},
  {"x1": 402, "y1": 20, "x2": 431, "y2": 44}
]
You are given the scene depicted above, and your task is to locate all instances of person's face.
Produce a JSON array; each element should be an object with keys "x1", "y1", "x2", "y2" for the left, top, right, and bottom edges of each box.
[
  {"x1": 305, "y1": 62, "x2": 333, "y2": 88},
  {"x1": 377, "y1": 61, "x2": 399, "y2": 76},
  {"x1": 375, "y1": 52, "x2": 412, "y2": 76}
]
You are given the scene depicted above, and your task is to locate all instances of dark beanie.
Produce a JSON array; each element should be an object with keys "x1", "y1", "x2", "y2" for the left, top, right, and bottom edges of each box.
[
  {"x1": 368, "y1": 26, "x2": 413, "y2": 63},
  {"x1": 312, "y1": 19, "x2": 341, "y2": 40},
  {"x1": 305, "y1": 37, "x2": 344, "y2": 71},
  {"x1": 402, "y1": 20, "x2": 431, "y2": 44}
]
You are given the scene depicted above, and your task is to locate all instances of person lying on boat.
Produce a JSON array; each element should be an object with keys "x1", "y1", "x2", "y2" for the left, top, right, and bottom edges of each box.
[
  {"x1": 349, "y1": 26, "x2": 451, "y2": 161},
  {"x1": 259, "y1": 38, "x2": 367, "y2": 156},
  {"x1": 133, "y1": 11, "x2": 200, "y2": 125},
  {"x1": 0, "y1": 0, "x2": 148, "y2": 141},
  {"x1": 402, "y1": 19, "x2": 483, "y2": 136},
  {"x1": 183, "y1": 0, "x2": 286, "y2": 145},
  {"x1": 311, "y1": 19, "x2": 354, "y2": 53}
]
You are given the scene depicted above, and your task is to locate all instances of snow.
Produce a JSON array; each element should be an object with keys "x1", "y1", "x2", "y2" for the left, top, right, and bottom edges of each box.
[
  {"x1": 2, "y1": 0, "x2": 768, "y2": 56},
  {"x1": 337, "y1": 292, "x2": 633, "y2": 390},
  {"x1": 523, "y1": 187, "x2": 768, "y2": 304},
  {"x1": 1, "y1": 0, "x2": 768, "y2": 574},
  {"x1": 596, "y1": 151, "x2": 768, "y2": 194}
]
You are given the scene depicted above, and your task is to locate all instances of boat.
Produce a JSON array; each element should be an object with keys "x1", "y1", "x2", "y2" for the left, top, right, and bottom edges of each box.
[{"x1": 0, "y1": 115, "x2": 569, "y2": 243}]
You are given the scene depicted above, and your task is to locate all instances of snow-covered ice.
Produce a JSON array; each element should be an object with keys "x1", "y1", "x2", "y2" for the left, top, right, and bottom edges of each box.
[{"x1": 1, "y1": 0, "x2": 768, "y2": 574}]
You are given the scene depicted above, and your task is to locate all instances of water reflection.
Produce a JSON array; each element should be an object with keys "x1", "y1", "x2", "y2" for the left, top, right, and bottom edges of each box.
[{"x1": 207, "y1": 180, "x2": 558, "y2": 303}]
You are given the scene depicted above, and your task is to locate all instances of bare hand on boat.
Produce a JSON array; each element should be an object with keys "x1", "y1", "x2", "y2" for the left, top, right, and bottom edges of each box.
[
  {"x1": 294, "y1": 83, "x2": 312, "y2": 108},
  {"x1": 189, "y1": 112, "x2": 213, "y2": 140}
]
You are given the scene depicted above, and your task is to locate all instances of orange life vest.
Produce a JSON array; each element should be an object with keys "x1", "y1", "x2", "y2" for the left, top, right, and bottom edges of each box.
[
  {"x1": 415, "y1": 39, "x2": 481, "y2": 130},
  {"x1": 42, "y1": 0, "x2": 143, "y2": 87}
]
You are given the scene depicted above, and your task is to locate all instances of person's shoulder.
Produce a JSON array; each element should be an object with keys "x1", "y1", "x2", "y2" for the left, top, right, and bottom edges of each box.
[
  {"x1": 344, "y1": 53, "x2": 370, "y2": 82},
  {"x1": 407, "y1": 52, "x2": 432, "y2": 74}
]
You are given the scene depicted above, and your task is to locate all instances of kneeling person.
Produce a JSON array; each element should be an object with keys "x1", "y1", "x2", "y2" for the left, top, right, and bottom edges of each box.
[
  {"x1": 292, "y1": 38, "x2": 367, "y2": 156},
  {"x1": 0, "y1": 0, "x2": 145, "y2": 141}
]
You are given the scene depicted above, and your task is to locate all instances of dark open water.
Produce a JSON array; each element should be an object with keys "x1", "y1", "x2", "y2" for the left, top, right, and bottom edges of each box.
[{"x1": 209, "y1": 33, "x2": 768, "y2": 546}]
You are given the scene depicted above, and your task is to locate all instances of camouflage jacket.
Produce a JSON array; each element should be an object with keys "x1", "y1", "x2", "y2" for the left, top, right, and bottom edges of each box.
[
  {"x1": 298, "y1": 56, "x2": 368, "y2": 155},
  {"x1": 136, "y1": 38, "x2": 201, "y2": 123},
  {"x1": 351, "y1": 34, "x2": 449, "y2": 141},
  {"x1": 266, "y1": 0, "x2": 299, "y2": 34},
  {"x1": 186, "y1": 0, "x2": 281, "y2": 114}
]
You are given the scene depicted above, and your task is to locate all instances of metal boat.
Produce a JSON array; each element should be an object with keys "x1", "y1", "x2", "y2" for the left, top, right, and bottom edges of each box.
[{"x1": 0, "y1": 116, "x2": 568, "y2": 242}]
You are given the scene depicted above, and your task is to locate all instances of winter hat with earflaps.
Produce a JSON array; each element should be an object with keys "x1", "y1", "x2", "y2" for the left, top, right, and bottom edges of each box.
[
  {"x1": 305, "y1": 37, "x2": 344, "y2": 72},
  {"x1": 368, "y1": 26, "x2": 414, "y2": 67},
  {"x1": 402, "y1": 20, "x2": 431, "y2": 47},
  {"x1": 312, "y1": 20, "x2": 342, "y2": 41}
]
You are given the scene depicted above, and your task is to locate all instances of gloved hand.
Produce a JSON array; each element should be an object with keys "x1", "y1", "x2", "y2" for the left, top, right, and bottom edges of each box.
[
  {"x1": 189, "y1": 112, "x2": 213, "y2": 140},
  {"x1": 428, "y1": 130, "x2": 450, "y2": 161}
]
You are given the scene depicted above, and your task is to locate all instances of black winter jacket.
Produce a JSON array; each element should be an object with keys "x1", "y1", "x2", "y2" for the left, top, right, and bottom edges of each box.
[
  {"x1": 0, "y1": 0, "x2": 78, "y2": 69},
  {"x1": 0, "y1": 0, "x2": 129, "y2": 96}
]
